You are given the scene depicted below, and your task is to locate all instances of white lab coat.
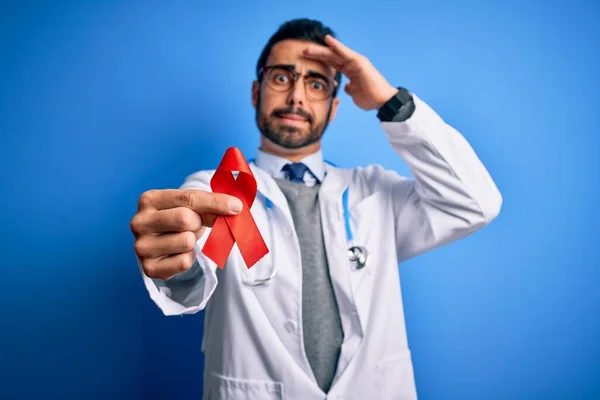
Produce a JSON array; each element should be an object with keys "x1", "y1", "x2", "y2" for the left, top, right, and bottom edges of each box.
[{"x1": 138, "y1": 94, "x2": 502, "y2": 399}]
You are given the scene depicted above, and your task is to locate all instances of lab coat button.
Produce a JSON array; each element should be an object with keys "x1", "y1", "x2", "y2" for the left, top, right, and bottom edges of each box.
[{"x1": 284, "y1": 320, "x2": 297, "y2": 333}]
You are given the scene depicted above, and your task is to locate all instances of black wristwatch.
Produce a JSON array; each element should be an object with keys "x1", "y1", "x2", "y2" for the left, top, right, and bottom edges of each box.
[{"x1": 376, "y1": 87, "x2": 415, "y2": 122}]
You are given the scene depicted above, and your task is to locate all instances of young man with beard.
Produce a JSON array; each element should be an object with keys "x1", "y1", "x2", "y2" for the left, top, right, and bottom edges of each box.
[{"x1": 130, "y1": 18, "x2": 502, "y2": 400}]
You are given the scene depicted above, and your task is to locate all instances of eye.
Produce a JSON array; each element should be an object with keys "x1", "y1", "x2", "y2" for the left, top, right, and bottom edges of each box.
[
  {"x1": 269, "y1": 68, "x2": 291, "y2": 86},
  {"x1": 308, "y1": 78, "x2": 327, "y2": 92},
  {"x1": 274, "y1": 73, "x2": 289, "y2": 83}
]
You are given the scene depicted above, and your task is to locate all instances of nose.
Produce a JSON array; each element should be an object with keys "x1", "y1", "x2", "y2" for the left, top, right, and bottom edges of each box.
[{"x1": 286, "y1": 77, "x2": 305, "y2": 106}]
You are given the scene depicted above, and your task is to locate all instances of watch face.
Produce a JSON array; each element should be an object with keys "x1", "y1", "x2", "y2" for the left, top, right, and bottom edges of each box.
[
  {"x1": 386, "y1": 94, "x2": 403, "y2": 114},
  {"x1": 395, "y1": 87, "x2": 412, "y2": 104}
]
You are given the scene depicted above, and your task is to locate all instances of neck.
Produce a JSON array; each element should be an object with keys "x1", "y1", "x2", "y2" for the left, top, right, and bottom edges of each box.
[{"x1": 259, "y1": 137, "x2": 321, "y2": 162}]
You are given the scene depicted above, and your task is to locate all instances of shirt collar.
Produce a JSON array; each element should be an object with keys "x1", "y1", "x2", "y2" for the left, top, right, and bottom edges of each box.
[{"x1": 254, "y1": 148, "x2": 326, "y2": 183}]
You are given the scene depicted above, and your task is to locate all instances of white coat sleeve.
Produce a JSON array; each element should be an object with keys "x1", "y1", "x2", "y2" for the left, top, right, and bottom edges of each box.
[
  {"x1": 379, "y1": 93, "x2": 503, "y2": 262},
  {"x1": 137, "y1": 170, "x2": 220, "y2": 316}
]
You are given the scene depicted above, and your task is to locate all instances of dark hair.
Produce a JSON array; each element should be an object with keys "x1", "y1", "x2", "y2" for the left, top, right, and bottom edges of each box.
[{"x1": 255, "y1": 18, "x2": 342, "y2": 97}]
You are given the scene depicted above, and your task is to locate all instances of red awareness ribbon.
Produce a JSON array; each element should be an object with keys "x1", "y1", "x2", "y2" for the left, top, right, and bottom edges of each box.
[{"x1": 201, "y1": 147, "x2": 269, "y2": 269}]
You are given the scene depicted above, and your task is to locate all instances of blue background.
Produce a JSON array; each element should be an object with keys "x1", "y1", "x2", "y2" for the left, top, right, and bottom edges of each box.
[{"x1": 1, "y1": 1, "x2": 598, "y2": 399}]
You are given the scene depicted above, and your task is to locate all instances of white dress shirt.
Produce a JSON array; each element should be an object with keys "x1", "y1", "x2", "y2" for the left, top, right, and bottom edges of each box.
[{"x1": 254, "y1": 148, "x2": 325, "y2": 186}]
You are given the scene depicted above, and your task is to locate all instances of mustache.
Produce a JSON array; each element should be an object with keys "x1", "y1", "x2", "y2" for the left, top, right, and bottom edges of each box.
[{"x1": 272, "y1": 106, "x2": 313, "y2": 123}]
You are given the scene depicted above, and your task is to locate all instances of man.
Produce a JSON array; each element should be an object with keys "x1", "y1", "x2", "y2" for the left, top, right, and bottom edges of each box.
[{"x1": 130, "y1": 18, "x2": 502, "y2": 399}]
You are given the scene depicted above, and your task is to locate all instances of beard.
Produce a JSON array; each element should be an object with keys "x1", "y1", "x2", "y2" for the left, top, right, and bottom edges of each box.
[{"x1": 256, "y1": 97, "x2": 332, "y2": 149}]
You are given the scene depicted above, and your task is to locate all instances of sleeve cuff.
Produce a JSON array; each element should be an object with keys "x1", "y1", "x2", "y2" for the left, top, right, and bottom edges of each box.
[{"x1": 137, "y1": 246, "x2": 218, "y2": 316}]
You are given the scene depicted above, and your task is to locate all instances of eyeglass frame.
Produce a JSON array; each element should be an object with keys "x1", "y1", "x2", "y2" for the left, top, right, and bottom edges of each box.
[{"x1": 257, "y1": 63, "x2": 339, "y2": 101}]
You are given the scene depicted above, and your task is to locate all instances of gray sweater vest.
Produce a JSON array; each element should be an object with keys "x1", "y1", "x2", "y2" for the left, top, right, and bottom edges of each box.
[{"x1": 275, "y1": 178, "x2": 344, "y2": 393}]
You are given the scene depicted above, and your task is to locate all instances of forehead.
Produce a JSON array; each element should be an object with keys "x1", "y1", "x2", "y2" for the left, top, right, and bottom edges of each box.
[{"x1": 266, "y1": 39, "x2": 335, "y2": 77}]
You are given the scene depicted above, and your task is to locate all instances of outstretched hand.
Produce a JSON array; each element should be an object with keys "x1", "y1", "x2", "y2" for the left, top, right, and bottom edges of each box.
[{"x1": 302, "y1": 34, "x2": 398, "y2": 111}]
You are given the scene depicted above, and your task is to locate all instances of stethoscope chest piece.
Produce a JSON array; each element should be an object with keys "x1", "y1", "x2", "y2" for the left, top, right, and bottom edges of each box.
[{"x1": 348, "y1": 245, "x2": 369, "y2": 270}]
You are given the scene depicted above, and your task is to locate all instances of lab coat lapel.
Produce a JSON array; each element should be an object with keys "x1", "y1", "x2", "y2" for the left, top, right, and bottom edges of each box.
[{"x1": 250, "y1": 163, "x2": 291, "y2": 221}]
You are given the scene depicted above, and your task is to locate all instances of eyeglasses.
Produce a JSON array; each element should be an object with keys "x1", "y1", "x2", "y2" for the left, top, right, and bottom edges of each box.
[{"x1": 258, "y1": 64, "x2": 337, "y2": 101}]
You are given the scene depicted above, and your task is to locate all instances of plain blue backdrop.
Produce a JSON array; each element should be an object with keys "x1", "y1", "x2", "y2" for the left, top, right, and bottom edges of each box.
[{"x1": 1, "y1": 1, "x2": 598, "y2": 399}]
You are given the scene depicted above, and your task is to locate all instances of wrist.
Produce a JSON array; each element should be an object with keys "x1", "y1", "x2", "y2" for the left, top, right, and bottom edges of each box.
[{"x1": 374, "y1": 85, "x2": 399, "y2": 110}]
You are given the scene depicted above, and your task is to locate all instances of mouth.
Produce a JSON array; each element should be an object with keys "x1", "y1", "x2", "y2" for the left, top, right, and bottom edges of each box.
[{"x1": 276, "y1": 113, "x2": 309, "y2": 124}]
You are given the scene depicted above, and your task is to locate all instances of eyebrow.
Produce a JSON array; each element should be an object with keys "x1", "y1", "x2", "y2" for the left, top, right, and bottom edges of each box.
[
  {"x1": 272, "y1": 64, "x2": 332, "y2": 81},
  {"x1": 306, "y1": 70, "x2": 331, "y2": 82}
]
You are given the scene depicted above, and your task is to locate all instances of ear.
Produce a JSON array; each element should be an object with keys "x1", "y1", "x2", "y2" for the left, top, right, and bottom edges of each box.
[
  {"x1": 252, "y1": 81, "x2": 259, "y2": 108},
  {"x1": 328, "y1": 97, "x2": 340, "y2": 123}
]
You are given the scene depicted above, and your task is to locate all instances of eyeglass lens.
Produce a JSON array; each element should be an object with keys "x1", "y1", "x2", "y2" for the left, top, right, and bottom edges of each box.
[{"x1": 264, "y1": 67, "x2": 333, "y2": 100}]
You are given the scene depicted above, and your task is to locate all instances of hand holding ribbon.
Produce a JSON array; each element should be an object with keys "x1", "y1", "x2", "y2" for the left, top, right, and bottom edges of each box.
[{"x1": 201, "y1": 147, "x2": 269, "y2": 269}]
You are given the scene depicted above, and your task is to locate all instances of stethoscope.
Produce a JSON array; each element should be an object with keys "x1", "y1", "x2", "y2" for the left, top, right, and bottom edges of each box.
[
  {"x1": 242, "y1": 186, "x2": 369, "y2": 286},
  {"x1": 342, "y1": 188, "x2": 369, "y2": 270}
]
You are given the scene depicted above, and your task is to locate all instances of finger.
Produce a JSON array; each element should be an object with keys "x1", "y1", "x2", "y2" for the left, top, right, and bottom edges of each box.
[
  {"x1": 131, "y1": 207, "x2": 203, "y2": 236},
  {"x1": 344, "y1": 82, "x2": 356, "y2": 95},
  {"x1": 324, "y1": 34, "x2": 360, "y2": 60},
  {"x1": 135, "y1": 231, "x2": 197, "y2": 259},
  {"x1": 142, "y1": 250, "x2": 197, "y2": 280},
  {"x1": 302, "y1": 45, "x2": 345, "y2": 70},
  {"x1": 141, "y1": 189, "x2": 243, "y2": 215}
]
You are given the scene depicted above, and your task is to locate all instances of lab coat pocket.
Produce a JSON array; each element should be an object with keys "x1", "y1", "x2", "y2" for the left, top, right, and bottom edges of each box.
[
  {"x1": 375, "y1": 351, "x2": 417, "y2": 400},
  {"x1": 206, "y1": 372, "x2": 284, "y2": 400},
  {"x1": 240, "y1": 249, "x2": 274, "y2": 286}
]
